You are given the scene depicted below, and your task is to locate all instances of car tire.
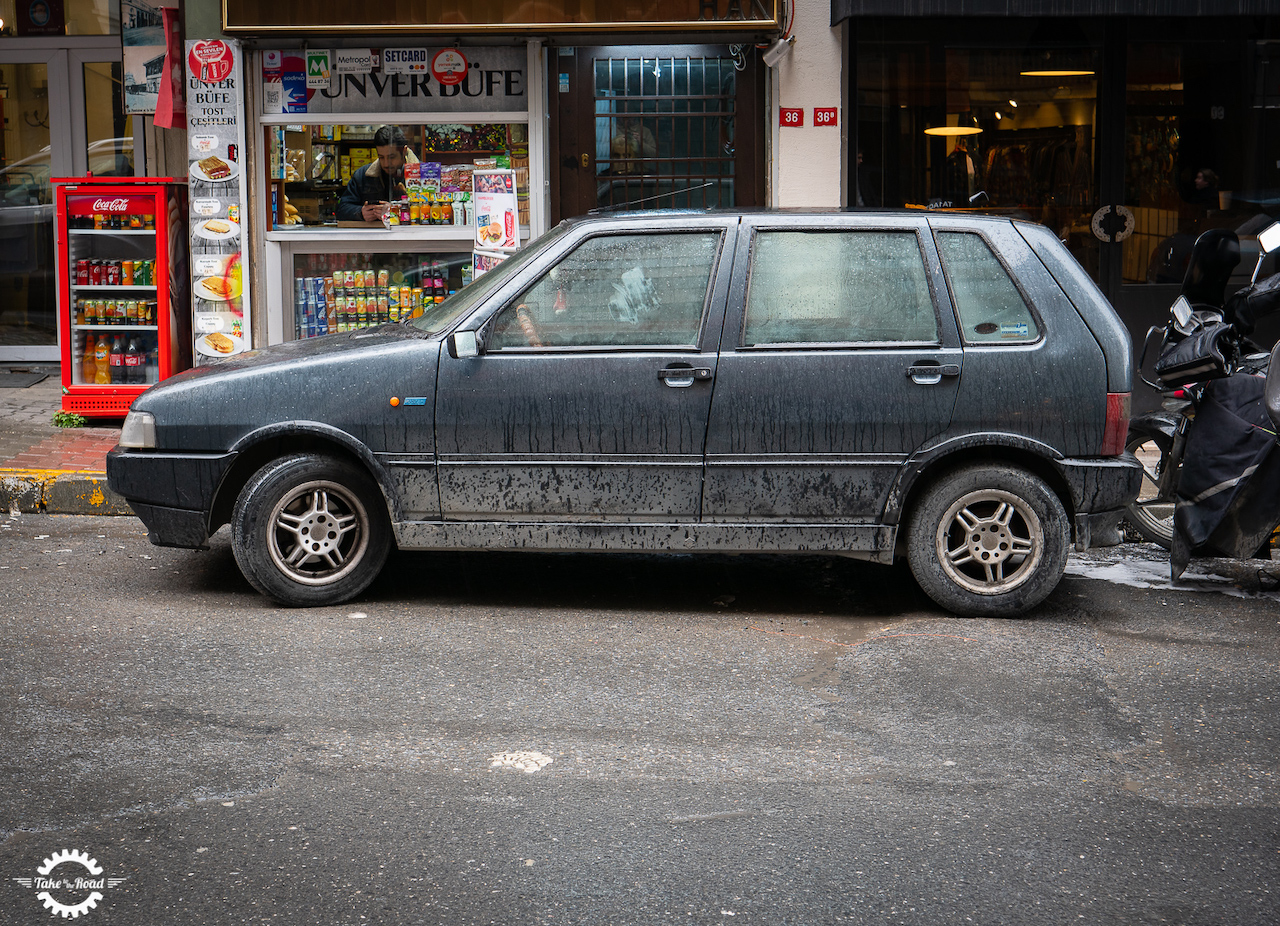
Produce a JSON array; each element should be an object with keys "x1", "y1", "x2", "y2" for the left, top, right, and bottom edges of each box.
[
  {"x1": 231, "y1": 453, "x2": 391, "y2": 607},
  {"x1": 906, "y1": 464, "x2": 1069, "y2": 617},
  {"x1": 1123, "y1": 427, "x2": 1175, "y2": 550}
]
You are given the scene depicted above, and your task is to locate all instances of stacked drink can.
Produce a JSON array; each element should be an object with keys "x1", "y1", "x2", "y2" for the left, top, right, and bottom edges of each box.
[{"x1": 293, "y1": 270, "x2": 429, "y2": 340}]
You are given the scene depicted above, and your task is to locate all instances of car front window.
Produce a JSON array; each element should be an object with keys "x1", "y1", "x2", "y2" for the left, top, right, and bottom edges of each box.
[
  {"x1": 406, "y1": 224, "x2": 567, "y2": 336},
  {"x1": 743, "y1": 230, "x2": 938, "y2": 346},
  {"x1": 488, "y1": 231, "x2": 722, "y2": 349}
]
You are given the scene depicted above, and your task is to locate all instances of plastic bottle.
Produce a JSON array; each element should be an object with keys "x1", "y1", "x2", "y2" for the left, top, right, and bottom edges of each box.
[
  {"x1": 124, "y1": 337, "x2": 142, "y2": 384},
  {"x1": 82, "y1": 333, "x2": 96, "y2": 384},
  {"x1": 108, "y1": 335, "x2": 124, "y2": 384},
  {"x1": 94, "y1": 335, "x2": 111, "y2": 384}
]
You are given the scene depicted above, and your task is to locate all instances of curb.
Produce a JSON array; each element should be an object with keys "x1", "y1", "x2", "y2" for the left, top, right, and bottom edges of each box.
[{"x1": 0, "y1": 470, "x2": 134, "y2": 516}]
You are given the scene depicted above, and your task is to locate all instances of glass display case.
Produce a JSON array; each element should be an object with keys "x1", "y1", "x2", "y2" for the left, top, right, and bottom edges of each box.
[
  {"x1": 54, "y1": 177, "x2": 190, "y2": 417},
  {"x1": 290, "y1": 250, "x2": 472, "y2": 339}
]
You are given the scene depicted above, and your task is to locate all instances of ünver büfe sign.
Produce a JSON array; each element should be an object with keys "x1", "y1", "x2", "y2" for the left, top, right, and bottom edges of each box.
[{"x1": 260, "y1": 46, "x2": 527, "y2": 115}]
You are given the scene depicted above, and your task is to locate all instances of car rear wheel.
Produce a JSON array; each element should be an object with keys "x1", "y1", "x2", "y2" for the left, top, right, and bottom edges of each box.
[
  {"x1": 231, "y1": 453, "x2": 391, "y2": 607},
  {"x1": 906, "y1": 464, "x2": 1069, "y2": 617}
]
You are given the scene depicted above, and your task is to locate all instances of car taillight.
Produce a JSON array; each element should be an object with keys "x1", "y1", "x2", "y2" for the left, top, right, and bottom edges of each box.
[{"x1": 1101, "y1": 392, "x2": 1130, "y2": 456}]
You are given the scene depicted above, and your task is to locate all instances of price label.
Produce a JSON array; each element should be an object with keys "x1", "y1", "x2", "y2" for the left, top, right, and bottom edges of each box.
[
  {"x1": 814, "y1": 107, "x2": 838, "y2": 127},
  {"x1": 779, "y1": 107, "x2": 804, "y2": 127}
]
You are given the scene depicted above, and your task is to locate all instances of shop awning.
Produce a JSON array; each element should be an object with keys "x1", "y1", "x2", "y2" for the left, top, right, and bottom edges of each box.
[{"x1": 833, "y1": 0, "x2": 1280, "y2": 23}]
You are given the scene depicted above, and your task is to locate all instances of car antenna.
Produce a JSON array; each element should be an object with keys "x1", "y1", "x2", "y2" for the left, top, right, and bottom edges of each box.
[{"x1": 588, "y1": 182, "x2": 717, "y2": 214}]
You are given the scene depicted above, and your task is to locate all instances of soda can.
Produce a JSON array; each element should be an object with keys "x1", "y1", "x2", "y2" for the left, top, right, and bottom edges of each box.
[
  {"x1": 387, "y1": 285, "x2": 400, "y2": 322},
  {"x1": 89, "y1": 260, "x2": 103, "y2": 285},
  {"x1": 377, "y1": 269, "x2": 390, "y2": 289},
  {"x1": 106, "y1": 261, "x2": 121, "y2": 286},
  {"x1": 121, "y1": 260, "x2": 134, "y2": 286},
  {"x1": 343, "y1": 270, "x2": 355, "y2": 290},
  {"x1": 75, "y1": 260, "x2": 89, "y2": 285}
]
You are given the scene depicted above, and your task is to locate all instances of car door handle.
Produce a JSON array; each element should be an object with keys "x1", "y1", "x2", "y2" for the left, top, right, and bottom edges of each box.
[
  {"x1": 906, "y1": 363, "x2": 961, "y2": 385},
  {"x1": 658, "y1": 366, "x2": 713, "y2": 387}
]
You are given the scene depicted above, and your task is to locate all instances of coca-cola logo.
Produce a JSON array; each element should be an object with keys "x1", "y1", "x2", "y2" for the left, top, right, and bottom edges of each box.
[{"x1": 93, "y1": 198, "x2": 131, "y2": 212}]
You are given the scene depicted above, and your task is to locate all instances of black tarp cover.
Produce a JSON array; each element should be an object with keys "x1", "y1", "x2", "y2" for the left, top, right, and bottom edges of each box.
[{"x1": 1172, "y1": 372, "x2": 1280, "y2": 578}]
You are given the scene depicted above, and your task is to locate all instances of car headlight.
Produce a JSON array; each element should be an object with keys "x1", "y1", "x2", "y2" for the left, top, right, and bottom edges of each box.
[{"x1": 119, "y1": 410, "x2": 156, "y2": 449}]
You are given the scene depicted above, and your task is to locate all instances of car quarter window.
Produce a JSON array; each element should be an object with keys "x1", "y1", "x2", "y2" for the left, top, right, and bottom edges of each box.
[
  {"x1": 742, "y1": 230, "x2": 938, "y2": 346},
  {"x1": 935, "y1": 231, "x2": 1040, "y2": 344},
  {"x1": 488, "y1": 231, "x2": 722, "y2": 349}
]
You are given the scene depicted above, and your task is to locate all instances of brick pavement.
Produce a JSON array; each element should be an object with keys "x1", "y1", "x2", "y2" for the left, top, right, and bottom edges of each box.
[{"x1": 0, "y1": 365, "x2": 129, "y2": 514}]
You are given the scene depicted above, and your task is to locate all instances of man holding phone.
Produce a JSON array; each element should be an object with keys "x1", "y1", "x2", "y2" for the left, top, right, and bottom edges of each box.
[{"x1": 336, "y1": 125, "x2": 418, "y2": 222}]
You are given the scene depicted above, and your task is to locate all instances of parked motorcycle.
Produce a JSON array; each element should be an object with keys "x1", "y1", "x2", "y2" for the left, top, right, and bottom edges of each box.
[{"x1": 1125, "y1": 221, "x2": 1280, "y2": 559}]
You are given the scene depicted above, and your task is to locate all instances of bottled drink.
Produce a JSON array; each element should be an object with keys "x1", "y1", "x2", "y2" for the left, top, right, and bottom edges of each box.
[
  {"x1": 82, "y1": 333, "x2": 96, "y2": 384},
  {"x1": 124, "y1": 337, "x2": 143, "y2": 384},
  {"x1": 146, "y1": 348, "x2": 159, "y2": 384},
  {"x1": 108, "y1": 335, "x2": 124, "y2": 384},
  {"x1": 94, "y1": 336, "x2": 111, "y2": 384}
]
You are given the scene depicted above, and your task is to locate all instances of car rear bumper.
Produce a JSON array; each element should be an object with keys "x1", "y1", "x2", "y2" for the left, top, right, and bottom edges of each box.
[
  {"x1": 106, "y1": 447, "x2": 237, "y2": 548},
  {"x1": 1054, "y1": 452, "x2": 1144, "y2": 514}
]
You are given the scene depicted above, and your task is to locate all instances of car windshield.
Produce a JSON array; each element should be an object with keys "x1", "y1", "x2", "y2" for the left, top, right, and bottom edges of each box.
[{"x1": 407, "y1": 223, "x2": 568, "y2": 336}]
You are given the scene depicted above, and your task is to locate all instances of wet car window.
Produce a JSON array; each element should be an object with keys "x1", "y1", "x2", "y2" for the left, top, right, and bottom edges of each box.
[
  {"x1": 406, "y1": 224, "x2": 566, "y2": 336},
  {"x1": 936, "y1": 231, "x2": 1040, "y2": 343},
  {"x1": 742, "y1": 230, "x2": 937, "y2": 346},
  {"x1": 489, "y1": 232, "x2": 721, "y2": 349}
]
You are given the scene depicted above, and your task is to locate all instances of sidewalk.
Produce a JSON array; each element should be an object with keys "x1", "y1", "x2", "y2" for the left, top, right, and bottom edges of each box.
[{"x1": 0, "y1": 365, "x2": 133, "y2": 516}]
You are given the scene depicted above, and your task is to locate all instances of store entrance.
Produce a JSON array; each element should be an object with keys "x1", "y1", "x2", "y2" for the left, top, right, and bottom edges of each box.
[
  {"x1": 0, "y1": 44, "x2": 130, "y2": 363},
  {"x1": 551, "y1": 44, "x2": 764, "y2": 222}
]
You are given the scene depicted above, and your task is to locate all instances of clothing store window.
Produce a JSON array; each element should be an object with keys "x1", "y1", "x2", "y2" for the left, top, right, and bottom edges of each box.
[
  {"x1": 1124, "y1": 40, "x2": 1280, "y2": 287},
  {"x1": 856, "y1": 28, "x2": 1101, "y2": 278}
]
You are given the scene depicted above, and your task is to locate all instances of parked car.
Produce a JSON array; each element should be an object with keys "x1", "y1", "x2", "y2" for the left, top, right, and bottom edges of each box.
[{"x1": 107, "y1": 210, "x2": 1141, "y2": 616}]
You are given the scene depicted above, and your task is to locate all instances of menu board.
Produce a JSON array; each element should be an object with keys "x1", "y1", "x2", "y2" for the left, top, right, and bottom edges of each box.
[{"x1": 185, "y1": 39, "x2": 253, "y2": 362}]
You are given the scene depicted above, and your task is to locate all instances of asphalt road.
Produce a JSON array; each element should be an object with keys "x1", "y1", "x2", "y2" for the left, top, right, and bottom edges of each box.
[{"x1": 1, "y1": 513, "x2": 1278, "y2": 925}]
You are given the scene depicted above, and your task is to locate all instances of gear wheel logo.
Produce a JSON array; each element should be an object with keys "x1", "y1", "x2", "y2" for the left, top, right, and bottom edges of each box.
[{"x1": 11, "y1": 848, "x2": 126, "y2": 919}]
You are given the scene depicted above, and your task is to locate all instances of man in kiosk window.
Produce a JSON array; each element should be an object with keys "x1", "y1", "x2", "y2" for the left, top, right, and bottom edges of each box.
[{"x1": 336, "y1": 125, "x2": 419, "y2": 222}]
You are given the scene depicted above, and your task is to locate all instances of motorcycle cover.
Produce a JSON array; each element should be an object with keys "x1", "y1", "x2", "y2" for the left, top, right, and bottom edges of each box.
[{"x1": 1171, "y1": 373, "x2": 1280, "y2": 578}]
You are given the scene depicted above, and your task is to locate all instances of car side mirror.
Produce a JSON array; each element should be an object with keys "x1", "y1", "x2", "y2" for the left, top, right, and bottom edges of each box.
[{"x1": 451, "y1": 330, "x2": 480, "y2": 359}]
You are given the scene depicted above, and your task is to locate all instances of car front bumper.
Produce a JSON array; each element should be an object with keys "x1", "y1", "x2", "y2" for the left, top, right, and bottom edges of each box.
[{"x1": 106, "y1": 447, "x2": 238, "y2": 549}]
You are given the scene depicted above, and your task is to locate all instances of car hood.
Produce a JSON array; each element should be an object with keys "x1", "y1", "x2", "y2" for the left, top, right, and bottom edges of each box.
[
  {"x1": 164, "y1": 323, "x2": 429, "y2": 386},
  {"x1": 133, "y1": 324, "x2": 440, "y2": 452}
]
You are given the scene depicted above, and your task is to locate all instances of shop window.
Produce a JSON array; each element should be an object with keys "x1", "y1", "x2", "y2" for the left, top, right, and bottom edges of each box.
[
  {"x1": 936, "y1": 232, "x2": 1039, "y2": 344},
  {"x1": 856, "y1": 29, "x2": 1100, "y2": 278},
  {"x1": 290, "y1": 252, "x2": 472, "y2": 339},
  {"x1": 267, "y1": 123, "x2": 529, "y2": 229},
  {"x1": 743, "y1": 230, "x2": 937, "y2": 346},
  {"x1": 1122, "y1": 41, "x2": 1280, "y2": 286},
  {"x1": 489, "y1": 232, "x2": 720, "y2": 349}
]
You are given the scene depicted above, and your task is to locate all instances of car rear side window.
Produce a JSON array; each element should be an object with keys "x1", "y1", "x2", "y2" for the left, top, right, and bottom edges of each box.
[
  {"x1": 489, "y1": 231, "x2": 721, "y2": 349},
  {"x1": 742, "y1": 230, "x2": 937, "y2": 346},
  {"x1": 935, "y1": 231, "x2": 1040, "y2": 343}
]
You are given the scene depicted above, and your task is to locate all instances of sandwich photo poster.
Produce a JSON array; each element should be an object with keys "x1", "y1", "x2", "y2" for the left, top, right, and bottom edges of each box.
[{"x1": 185, "y1": 38, "x2": 252, "y2": 362}]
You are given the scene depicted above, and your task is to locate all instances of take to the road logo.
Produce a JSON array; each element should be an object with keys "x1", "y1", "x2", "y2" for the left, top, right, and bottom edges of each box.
[{"x1": 11, "y1": 849, "x2": 127, "y2": 918}]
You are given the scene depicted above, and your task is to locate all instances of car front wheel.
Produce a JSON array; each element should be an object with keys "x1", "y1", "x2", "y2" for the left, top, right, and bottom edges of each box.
[
  {"x1": 231, "y1": 453, "x2": 392, "y2": 607},
  {"x1": 906, "y1": 464, "x2": 1069, "y2": 617}
]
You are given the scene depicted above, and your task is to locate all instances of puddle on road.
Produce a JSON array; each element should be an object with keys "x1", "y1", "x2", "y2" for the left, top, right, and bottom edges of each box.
[{"x1": 1066, "y1": 544, "x2": 1280, "y2": 602}]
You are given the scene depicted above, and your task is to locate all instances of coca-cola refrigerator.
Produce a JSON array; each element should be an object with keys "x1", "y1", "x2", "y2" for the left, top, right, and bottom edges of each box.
[{"x1": 54, "y1": 177, "x2": 191, "y2": 418}]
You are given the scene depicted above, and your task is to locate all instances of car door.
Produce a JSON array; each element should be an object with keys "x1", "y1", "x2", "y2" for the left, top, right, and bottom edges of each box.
[
  {"x1": 703, "y1": 215, "x2": 962, "y2": 523},
  {"x1": 435, "y1": 220, "x2": 735, "y2": 521}
]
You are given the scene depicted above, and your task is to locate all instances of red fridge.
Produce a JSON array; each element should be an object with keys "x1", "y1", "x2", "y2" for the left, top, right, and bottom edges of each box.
[{"x1": 54, "y1": 177, "x2": 191, "y2": 418}]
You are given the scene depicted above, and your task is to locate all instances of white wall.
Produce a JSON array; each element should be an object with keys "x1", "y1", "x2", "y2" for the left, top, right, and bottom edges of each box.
[{"x1": 769, "y1": 0, "x2": 846, "y2": 207}]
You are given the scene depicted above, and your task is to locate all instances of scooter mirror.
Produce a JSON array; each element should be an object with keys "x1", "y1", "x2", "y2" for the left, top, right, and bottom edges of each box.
[
  {"x1": 1172, "y1": 295, "x2": 1195, "y2": 333},
  {"x1": 1258, "y1": 222, "x2": 1280, "y2": 257}
]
